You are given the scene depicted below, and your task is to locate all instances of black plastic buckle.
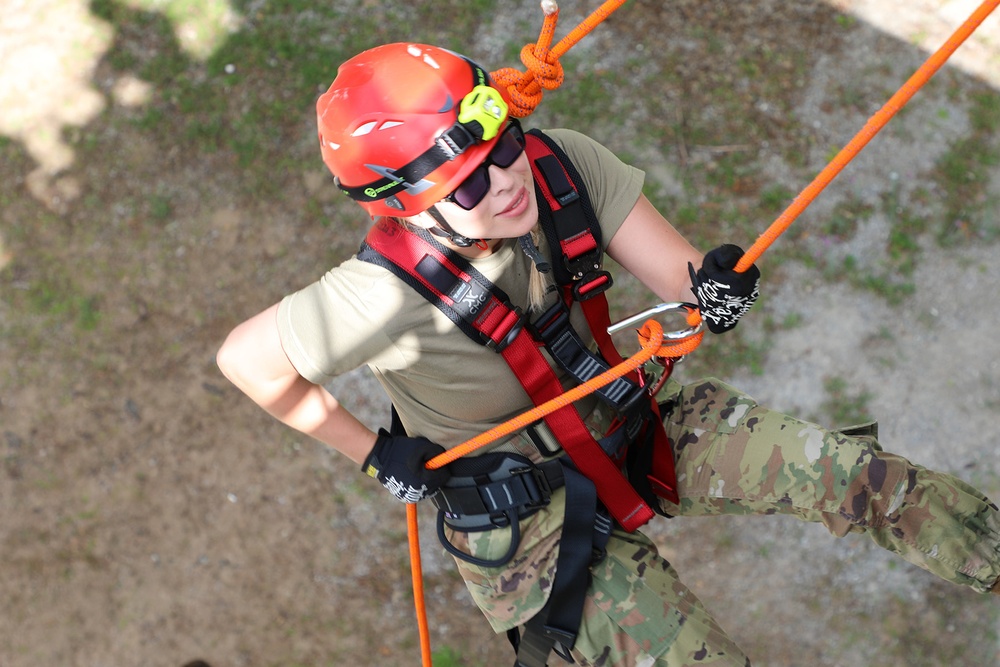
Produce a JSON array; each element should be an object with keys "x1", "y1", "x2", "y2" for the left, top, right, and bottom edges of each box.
[
  {"x1": 572, "y1": 269, "x2": 614, "y2": 301},
  {"x1": 541, "y1": 624, "x2": 578, "y2": 649},
  {"x1": 510, "y1": 466, "x2": 552, "y2": 510},
  {"x1": 527, "y1": 299, "x2": 570, "y2": 345},
  {"x1": 436, "y1": 122, "x2": 476, "y2": 160},
  {"x1": 563, "y1": 251, "x2": 602, "y2": 279}
]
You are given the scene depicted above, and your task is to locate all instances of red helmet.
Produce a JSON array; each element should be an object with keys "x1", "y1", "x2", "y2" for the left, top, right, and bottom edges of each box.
[{"x1": 317, "y1": 43, "x2": 511, "y2": 218}]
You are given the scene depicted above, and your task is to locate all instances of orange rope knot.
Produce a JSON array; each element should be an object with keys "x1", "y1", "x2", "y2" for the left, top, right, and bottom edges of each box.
[
  {"x1": 491, "y1": 3, "x2": 562, "y2": 117},
  {"x1": 490, "y1": 0, "x2": 630, "y2": 118},
  {"x1": 491, "y1": 66, "x2": 547, "y2": 119},
  {"x1": 520, "y1": 41, "x2": 566, "y2": 91}
]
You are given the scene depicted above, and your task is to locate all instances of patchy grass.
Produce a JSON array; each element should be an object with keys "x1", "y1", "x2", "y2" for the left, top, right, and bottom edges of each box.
[
  {"x1": 933, "y1": 87, "x2": 1000, "y2": 245},
  {"x1": 818, "y1": 375, "x2": 874, "y2": 425}
]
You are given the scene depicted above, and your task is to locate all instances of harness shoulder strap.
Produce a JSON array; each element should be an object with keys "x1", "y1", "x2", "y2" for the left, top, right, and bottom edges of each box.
[
  {"x1": 526, "y1": 130, "x2": 680, "y2": 507},
  {"x1": 524, "y1": 130, "x2": 613, "y2": 301}
]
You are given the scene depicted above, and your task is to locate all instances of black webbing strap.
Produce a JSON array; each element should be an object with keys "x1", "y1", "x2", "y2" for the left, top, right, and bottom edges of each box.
[
  {"x1": 530, "y1": 299, "x2": 637, "y2": 408},
  {"x1": 509, "y1": 463, "x2": 612, "y2": 667},
  {"x1": 433, "y1": 458, "x2": 564, "y2": 519}
]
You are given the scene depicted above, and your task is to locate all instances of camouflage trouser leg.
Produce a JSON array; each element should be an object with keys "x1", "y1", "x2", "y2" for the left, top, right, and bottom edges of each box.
[
  {"x1": 656, "y1": 378, "x2": 1000, "y2": 593},
  {"x1": 503, "y1": 377, "x2": 1000, "y2": 666},
  {"x1": 569, "y1": 530, "x2": 752, "y2": 666}
]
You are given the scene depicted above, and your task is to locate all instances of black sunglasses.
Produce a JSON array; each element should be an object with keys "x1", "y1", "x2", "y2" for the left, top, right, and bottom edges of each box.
[{"x1": 443, "y1": 121, "x2": 526, "y2": 210}]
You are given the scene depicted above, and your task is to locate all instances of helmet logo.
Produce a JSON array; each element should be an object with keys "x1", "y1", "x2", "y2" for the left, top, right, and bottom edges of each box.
[
  {"x1": 363, "y1": 164, "x2": 434, "y2": 198},
  {"x1": 458, "y1": 85, "x2": 508, "y2": 141}
]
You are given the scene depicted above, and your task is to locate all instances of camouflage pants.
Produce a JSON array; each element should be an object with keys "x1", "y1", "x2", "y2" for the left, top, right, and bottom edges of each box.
[{"x1": 564, "y1": 377, "x2": 1000, "y2": 666}]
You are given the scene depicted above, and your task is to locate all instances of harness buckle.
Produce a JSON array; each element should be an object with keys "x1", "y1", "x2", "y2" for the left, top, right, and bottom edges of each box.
[
  {"x1": 482, "y1": 307, "x2": 525, "y2": 352},
  {"x1": 509, "y1": 465, "x2": 553, "y2": 510},
  {"x1": 572, "y1": 269, "x2": 614, "y2": 301},
  {"x1": 541, "y1": 624, "x2": 578, "y2": 650},
  {"x1": 563, "y1": 251, "x2": 602, "y2": 280},
  {"x1": 436, "y1": 123, "x2": 476, "y2": 160},
  {"x1": 527, "y1": 299, "x2": 569, "y2": 344}
]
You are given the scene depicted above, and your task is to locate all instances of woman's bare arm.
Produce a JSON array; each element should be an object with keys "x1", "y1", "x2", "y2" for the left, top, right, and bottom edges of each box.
[
  {"x1": 216, "y1": 303, "x2": 377, "y2": 464},
  {"x1": 606, "y1": 194, "x2": 703, "y2": 303}
]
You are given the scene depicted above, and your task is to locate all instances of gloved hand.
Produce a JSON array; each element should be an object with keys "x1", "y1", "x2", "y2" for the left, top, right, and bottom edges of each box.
[
  {"x1": 361, "y1": 429, "x2": 451, "y2": 503},
  {"x1": 688, "y1": 244, "x2": 761, "y2": 334}
]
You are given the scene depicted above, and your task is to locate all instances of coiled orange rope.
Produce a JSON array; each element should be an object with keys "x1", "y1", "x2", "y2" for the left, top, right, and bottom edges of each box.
[
  {"x1": 736, "y1": 0, "x2": 1000, "y2": 273},
  {"x1": 491, "y1": 0, "x2": 630, "y2": 117}
]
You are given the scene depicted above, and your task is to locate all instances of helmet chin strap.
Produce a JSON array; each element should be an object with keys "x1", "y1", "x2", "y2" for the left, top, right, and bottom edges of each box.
[{"x1": 425, "y1": 205, "x2": 484, "y2": 249}]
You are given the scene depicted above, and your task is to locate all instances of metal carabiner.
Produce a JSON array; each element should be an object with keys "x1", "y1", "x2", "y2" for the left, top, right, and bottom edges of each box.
[
  {"x1": 607, "y1": 302, "x2": 703, "y2": 341},
  {"x1": 608, "y1": 302, "x2": 703, "y2": 396}
]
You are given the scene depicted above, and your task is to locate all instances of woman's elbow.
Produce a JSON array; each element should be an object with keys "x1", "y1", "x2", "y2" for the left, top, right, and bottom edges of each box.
[
  {"x1": 216, "y1": 304, "x2": 285, "y2": 385},
  {"x1": 216, "y1": 328, "x2": 247, "y2": 386}
]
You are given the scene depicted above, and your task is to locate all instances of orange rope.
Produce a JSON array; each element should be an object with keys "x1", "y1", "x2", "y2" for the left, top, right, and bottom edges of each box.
[
  {"x1": 407, "y1": 503, "x2": 433, "y2": 665},
  {"x1": 735, "y1": 0, "x2": 1000, "y2": 273},
  {"x1": 491, "y1": 0, "x2": 631, "y2": 117}
]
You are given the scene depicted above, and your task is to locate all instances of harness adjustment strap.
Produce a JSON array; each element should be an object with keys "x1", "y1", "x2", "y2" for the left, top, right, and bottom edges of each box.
[
  {"x1": 530, "y1": 300, "x2": 636, "y2": 408},
  {"x1": 534, "y1": 153, "x2": 580, "y2": 207},
  {"x1": 433, "y1": 460, "x2": 563, "y2": 518},
  {"x1": 512, "y1": 464, "x2": 613, "y2": 667},
  {"x1": 561, "y1": 231, "x2": 601, "y2": 279},
  {"x1": 412, "y1": 245, "x2": 526, "y2": 352},
  {"x1": 481, "y1": 306, "x2": 526, "y2": 352}
]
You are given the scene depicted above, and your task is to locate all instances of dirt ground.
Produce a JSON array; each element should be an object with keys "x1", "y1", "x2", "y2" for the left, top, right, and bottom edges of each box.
[{"x1": 1, "y1": 1, "x2": 999, "y2": 666}]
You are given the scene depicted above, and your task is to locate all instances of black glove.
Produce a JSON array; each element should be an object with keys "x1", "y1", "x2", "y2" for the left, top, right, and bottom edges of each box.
[
  {"x1": 361, "y1": 429, "x2": 450, "y2": 503},
  {"x1": 688, "y1": 244, "x2": 760, "y2": 334}
]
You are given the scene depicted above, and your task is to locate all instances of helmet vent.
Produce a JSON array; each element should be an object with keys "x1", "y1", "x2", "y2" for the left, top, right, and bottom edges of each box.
[
  {"x1": 406, "y1": 44, "x2": 440, "y2": 69},
  {"x1": 380, "y1": 121, "x2": 404, "y2": 131},
  {"x1": 352, "y1": 121, "x2": 377, "y2": 137}
]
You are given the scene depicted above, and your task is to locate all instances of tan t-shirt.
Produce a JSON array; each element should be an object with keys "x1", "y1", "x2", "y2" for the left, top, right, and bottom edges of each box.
[{"x1": 278, "y1": 128, "x2": 645, "y2": 451}]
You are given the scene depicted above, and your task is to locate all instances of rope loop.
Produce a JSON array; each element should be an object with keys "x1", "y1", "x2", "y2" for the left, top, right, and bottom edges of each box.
[
  {"x1": 491, "y1": 2, "x2": 561, "y2": 118},
  {"x1": 490, "y1": 0, "x2": 628, "y2": 118},
  {"x1": 637, "y1": 308, "x2": 704, "y2": 359},
  {"x1": 491, "y1": 44, "x2": 564, "y2": 118},
  {"x1": 491, "y1": 66, "x2": 545, "y2": 119}
]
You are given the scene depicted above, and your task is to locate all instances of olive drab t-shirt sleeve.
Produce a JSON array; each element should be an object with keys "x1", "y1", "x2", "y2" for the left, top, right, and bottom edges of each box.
[
  {"x1": 544, "y1": 128, "x2": 644, "y2": 245},
  {"x1": 276, "y1": 259, "x2": 413, "y2": 386}
]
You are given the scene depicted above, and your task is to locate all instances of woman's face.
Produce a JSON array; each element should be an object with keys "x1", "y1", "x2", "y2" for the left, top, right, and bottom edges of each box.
[{"x1": 412, "y1": 151, "x2": 538, "y2": 246}]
